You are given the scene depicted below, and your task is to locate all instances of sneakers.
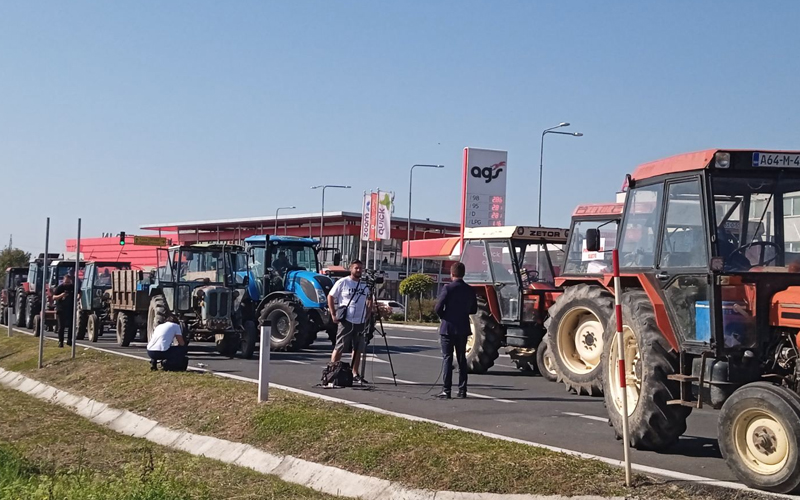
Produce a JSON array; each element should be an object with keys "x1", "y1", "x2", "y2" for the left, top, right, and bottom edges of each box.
[
  {"x1": 456, "y1": 391, "x2": 467, "y2": 399},
  {"x1": 353, "y1": 374, "x2": 370, "y2": 385},
  {"x1": 436, "y1": 391, "x2": 451, "y2": 399}
]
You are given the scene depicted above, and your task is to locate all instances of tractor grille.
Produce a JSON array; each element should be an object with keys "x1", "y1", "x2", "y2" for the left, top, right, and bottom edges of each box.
[
  {"x1": 205, "y1": 289, "x2": 230, "y2": 318},
  {"x1": 313, "y1": 275, "x2": 333, "y2": 295}
]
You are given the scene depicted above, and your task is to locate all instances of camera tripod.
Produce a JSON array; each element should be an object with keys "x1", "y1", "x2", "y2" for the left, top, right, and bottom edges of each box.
[{"x1": 355, "y1": 277, "x2": 397, "y2": 386}]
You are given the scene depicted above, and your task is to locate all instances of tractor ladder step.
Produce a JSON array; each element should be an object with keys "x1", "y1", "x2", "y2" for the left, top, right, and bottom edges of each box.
[{"x1": 667, "y1": 374, "x2": 699, "y2": 382}]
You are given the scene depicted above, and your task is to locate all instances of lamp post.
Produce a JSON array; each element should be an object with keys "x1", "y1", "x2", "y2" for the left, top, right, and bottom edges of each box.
[
  {"x1": 538, "y1": 123, "x2": 583, "y2": 226},
  {"x1": 311, "y1": 185, "x2": 351, "y2": 245},
  {"x1": 274, "y1": 206, "x2": 296, "y2": 235},
  {"x1": 405, "y1": 164, "x2": 444, "y2": 321}
]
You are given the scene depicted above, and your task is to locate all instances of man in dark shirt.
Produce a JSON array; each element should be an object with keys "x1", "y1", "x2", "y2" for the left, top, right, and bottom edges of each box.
[
  {"x1": 53, "y1": 274, "x2": 76, "y2": 347},
  {"x1": 434, "y1": 262, "x2": 478, "y2": 399}
]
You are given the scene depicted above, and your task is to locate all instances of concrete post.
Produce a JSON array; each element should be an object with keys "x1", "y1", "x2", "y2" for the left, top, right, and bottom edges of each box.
[{"x1": 258, "y1": 325, "x2": 270, "y2": 402}]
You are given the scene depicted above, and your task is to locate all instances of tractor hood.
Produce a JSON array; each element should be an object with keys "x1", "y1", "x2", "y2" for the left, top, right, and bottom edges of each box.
[{"x1": 284, "y1": 270, "x2": 333, "y2": 308}]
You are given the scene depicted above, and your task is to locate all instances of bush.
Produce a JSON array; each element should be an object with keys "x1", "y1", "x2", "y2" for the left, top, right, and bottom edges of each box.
[
  {"x1": 406, "y1": 298, "x2": 439, "y2": 323},
  {"x1": 399, "y1": 274, "x2": 436, "y2": 321}
]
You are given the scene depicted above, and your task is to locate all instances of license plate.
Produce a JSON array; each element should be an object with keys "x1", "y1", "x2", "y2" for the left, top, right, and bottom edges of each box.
[{"x1": 753, "y1": 152, "x2": 800, "y2": 168}]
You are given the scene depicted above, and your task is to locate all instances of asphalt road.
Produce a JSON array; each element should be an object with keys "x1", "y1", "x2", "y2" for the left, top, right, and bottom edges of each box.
[{"x1": 17, "y1": 321, "x2": 736, "y2": 484}]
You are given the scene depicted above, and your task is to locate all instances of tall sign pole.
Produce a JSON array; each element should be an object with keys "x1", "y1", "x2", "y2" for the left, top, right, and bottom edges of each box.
[
  {"x1": 37, "y1": 218, "x2": 50, "y2": 369},
  {"x1": 71, "y1": 218, "x2": 81, "y2": 359}
]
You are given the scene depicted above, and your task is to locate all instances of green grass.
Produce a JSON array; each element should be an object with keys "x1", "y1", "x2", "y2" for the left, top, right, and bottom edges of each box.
[{"x1": 0, "y1": 332, "x2": 768, "y2": 499}]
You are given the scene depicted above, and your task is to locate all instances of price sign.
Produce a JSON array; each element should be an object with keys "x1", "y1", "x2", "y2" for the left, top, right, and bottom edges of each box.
[{"x1": 462, "y1": 148, "x2": 508, "y2": 230}]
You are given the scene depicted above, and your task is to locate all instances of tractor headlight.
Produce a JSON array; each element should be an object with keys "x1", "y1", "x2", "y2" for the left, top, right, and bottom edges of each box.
[
  {"x1": 316, "y1": 289, "x2": 327, "y2": 303},
  {"x1": 299, "y1": 278, "x2": 318, "y2": 303},
  {"x1": 715, "y1": 152, "x2": 731, "y2": 169}
]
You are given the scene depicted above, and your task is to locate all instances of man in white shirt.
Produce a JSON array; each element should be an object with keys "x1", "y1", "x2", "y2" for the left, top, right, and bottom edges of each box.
[
  {"x1": 146, "y1": 314, "x2": 187, "y2": 371},
  {"x1": 327, "y1": 260, "x2": 372, "y2": 384}
]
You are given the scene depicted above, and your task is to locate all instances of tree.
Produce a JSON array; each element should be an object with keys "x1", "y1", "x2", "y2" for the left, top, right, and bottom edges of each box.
[
  {"x1": 0, "y1": 248, "x2": 30, "y2": 287},
  {"x1": 399, "y1": 274, "x2": 435, "y2": 321}
]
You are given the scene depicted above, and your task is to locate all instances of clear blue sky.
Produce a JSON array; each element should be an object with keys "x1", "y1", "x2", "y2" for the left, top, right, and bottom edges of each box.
[{"x1": 2, "y1": 1, "x2": 798, "y2": 253}]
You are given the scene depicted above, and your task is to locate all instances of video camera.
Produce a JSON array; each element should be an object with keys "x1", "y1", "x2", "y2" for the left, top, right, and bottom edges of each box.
[{"x1": 360, "y1": 269, "x2": 385, "y2": 286}]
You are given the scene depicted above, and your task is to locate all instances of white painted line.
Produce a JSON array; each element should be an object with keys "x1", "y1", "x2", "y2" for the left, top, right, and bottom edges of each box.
[
  {"x1": 283, "y1": 360, "x2": 309, "y2": 365},
  {"x1": 562, "y1": 412, "x2": 608, "y2": 423},
  {"x1": 386, "y1": 335, "x2": 439, "y2": 344},
  {"x1": 363, "y1": 354, "x2": 388, "y2": 364},
  {"x1": 375, "y1": 377, "x2": 515, "y2": 404},
  {"x1": 8, "y1": 325, "x2": 788, "y2": 498}
]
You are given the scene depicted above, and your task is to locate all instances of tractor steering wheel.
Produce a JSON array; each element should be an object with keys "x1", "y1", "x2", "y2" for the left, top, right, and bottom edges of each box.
[{"x1": 727, "y1": 241, "x2": 782, "y2": 269}]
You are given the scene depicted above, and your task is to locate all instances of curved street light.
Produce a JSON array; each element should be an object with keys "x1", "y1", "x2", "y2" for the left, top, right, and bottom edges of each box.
[
  {"x1": 311, "y1": 185, "x2": 351, "y2": 243},
  {"x1": 538, "y1": 123, "x2": 583, "y2": 226}
]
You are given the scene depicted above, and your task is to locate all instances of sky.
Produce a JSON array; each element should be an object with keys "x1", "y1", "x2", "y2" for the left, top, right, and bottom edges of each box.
[{"x1": 2, "y1": 1, "x2": 799, "y2": 254}]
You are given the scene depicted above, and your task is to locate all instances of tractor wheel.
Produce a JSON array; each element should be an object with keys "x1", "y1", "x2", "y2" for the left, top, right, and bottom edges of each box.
[
  {"x1": 326, "y1": 323, "x2": 338, "y2": 347},
  {"x1": 546, "y1": 284, "x2": 612, "y2": 396},
  {"x1": 116, "y1": 313, "x2": 137, "y2": 347},
  {"x1": 536, "y1": 336, "x2": 558, "y2": 382},
  {"x1": 465, "y1": 297, "x2": 502, "y2": 374},
  {"x1": 216, "y1": 333, "x2": 240, "y2": 358},
  {"x1": 0, "y1": 306, "x2": 6, "y2": 325},
  {"x1": 719, "y1": 382, "x2": 800, "y2": 493},
  {"x1": 32, "y1": 314, "x2": 41, "y2": 337},
  {"x1": 147, "y1": 295, "x2": 168, "y2": 342},
  {"x1": 602, "y1": 290, "x2": 691, "y2": 450},
  {"x1": 25, "y1": 296, "x2": 37, "y2": 330},
  {"x1": 239, "y1": 320, "x2": 257, "y2": 359},
  {"x1": 14, "y1": 292, "x2": 26, "y2": 327},
  {"x1": 86, "y1": 314, "x2": 100, "y2": 342},
  {"x1": 509, "y1": 348, "x2": 538, "y2": 374},
  {"x1": 75, "y1": 312, "x2": 88, "y2": 341},
  {"x1": 259, "y1": 299, "x2": 309, "y2": 352}
]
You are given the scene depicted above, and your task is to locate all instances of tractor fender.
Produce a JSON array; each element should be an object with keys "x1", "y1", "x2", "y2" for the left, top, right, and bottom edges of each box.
[
  {"x1": 470, "y1": 284, "x2": 502, "y2": 324},
  {"x1": 255, "y1": 291, "x2": 298, "y2": 316}
]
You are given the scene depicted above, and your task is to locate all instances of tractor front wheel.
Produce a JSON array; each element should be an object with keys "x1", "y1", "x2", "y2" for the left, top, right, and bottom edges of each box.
[
  {"x1": 216, "y1": 333, "x2": 240, "y2": 358},
  {"x1": 25, "y1": 296, "x2": 37, "y2": 330},
  {"x1": 465, "y1": 297, "x2": 502, "y2": 374},
  {"x1": 536, "y1": 336, "x2": 558, "y2": 382},
  {"x1": 602, "y1": 290, "x2": 690, "y2": 450},
  {"x1": 14, "y1": 292, "x2": 26, "y2": 327},
  {"x1": 32, "y1": 314, "x2": 41, "y2": 337},
  {"x1": 259, "y1": 299, "x2": 309, "y2": 352},
  {"x1": 240, "y1": 320, "x2": 257, "y2": 359},
  {"x1": 86, "y1": 314, "x2": 100, "y2": 342},
  {"x1": 719, "y1": 382, "x2": 800, "y2": 493},
  {"x1": 147, "y1": 295, "x2": 168, "y2": 342}
]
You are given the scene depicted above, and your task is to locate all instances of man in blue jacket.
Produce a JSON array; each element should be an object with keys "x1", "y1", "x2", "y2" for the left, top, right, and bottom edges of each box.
[{"x1": 434, "y1": 262, "x2": 478, "y2": 399}]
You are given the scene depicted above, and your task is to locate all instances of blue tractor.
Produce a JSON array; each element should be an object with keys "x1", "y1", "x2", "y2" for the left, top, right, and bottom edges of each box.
[{"x1": 242, "y1": 235, "x2": 337, "y2": 351}]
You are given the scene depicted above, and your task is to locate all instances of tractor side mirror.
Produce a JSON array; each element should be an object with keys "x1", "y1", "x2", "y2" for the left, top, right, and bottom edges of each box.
[
  {"x1": 333, "y1": 253, "x2": 342, "y2": 266},
  {"x1": 586, "y1": 229, "x2": 601, "y2": 252}
]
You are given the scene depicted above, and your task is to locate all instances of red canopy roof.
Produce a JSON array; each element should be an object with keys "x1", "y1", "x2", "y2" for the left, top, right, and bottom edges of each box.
[{"x1": 402, "y1": 237, "x2": 460, "y2": 260}]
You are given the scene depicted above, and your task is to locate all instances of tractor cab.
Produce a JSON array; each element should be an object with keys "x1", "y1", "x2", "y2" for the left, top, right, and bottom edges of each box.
[
  {"x1": 25, "y1": 253, "x2": 60, "y2": 295},
  {"x1": 80, "y1": 261, "x2": 131, "y2": 313},
  {"x1": 46, "y1": 260, "x2": 86, "y2": 291},
  {"x1": 461, "y1": 226, "x2": 568, "y2": 373}
]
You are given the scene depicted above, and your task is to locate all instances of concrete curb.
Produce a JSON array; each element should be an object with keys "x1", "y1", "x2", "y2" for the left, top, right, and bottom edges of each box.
[{"x1": 0, "y1": 366, "x2": 624, "y2": 500}]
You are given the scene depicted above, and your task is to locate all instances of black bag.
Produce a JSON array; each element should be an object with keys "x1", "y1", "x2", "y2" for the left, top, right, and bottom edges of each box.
[{"x1": 322, "y1": 361, "x2": 353, "y2": 387}]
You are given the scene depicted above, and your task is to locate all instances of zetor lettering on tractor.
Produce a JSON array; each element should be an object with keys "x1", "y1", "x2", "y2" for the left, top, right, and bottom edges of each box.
[
  {"x1": 562, "y1": 149, "x2": 800, "y2": 493},
  {"x1": 461, "y1": 226, "x2": 568, "y2": 375}
]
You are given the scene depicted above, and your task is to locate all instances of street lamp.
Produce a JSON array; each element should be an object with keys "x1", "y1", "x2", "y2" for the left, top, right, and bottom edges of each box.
[
  {"x1": 405, "y1": 164, "x2": 444, "y2": 321},
  {"x1": 274, "y1": 206, "x2": 296, "y2": 235},
  {"x1": 311, "y1": 185, "x2": 351, "y2": 245},
  {"x1": 538, "y1": 123, "x2": 583, "y2": 226}
]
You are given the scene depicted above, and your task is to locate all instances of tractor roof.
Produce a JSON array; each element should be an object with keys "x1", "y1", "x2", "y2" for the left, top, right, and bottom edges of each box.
[
  {"x1": 572, "y1": 203, "x2": 624, "y2": 218},
  {"x1": 245, "y1": 235, "x2": 318, "y2": 246},
  {"x1": 631, "y1": 149, "x2": 800, "y2": 182},
  {"x1": 172, "y1": 243, "x2": 244, "y2": 251},
  {"x1": 463, "y1": 226, "x2": 569, "y2": 244}
]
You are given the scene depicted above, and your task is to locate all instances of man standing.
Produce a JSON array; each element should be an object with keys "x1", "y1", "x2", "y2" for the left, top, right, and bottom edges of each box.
[
  {"x1": 52, "y1": 273, "x2": 76, "y2": 348},
  {"x1": 146, "y1": 315, "x2": 187, "y2": 371},
  {"x1": 328, "y1": 260, "x2": 371, "y2": 384},
  {"x1": 434, "y1": 262, "x2": 477, "y2": 399}
]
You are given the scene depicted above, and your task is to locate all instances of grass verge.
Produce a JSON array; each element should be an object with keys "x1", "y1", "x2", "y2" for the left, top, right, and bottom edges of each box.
[
  {"x1": 0, "y1": 384, "x2": 336, "y2": 499},
  {"x1": 0, "y1": 332, "x2": 766, "y2": 499}
]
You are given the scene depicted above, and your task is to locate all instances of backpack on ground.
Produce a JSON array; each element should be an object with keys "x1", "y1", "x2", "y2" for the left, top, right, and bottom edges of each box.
[{"x1": 322, "y1": 361, "x2": 353, "y2": 387}]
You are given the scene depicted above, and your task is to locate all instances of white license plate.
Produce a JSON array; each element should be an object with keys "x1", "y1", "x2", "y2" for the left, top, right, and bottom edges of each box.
[{"x1": 753, "y1": 152, "x2": 800, "y2": 168}]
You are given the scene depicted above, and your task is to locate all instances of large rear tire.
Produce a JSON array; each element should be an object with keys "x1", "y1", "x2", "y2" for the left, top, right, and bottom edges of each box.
[
  {"x1": 0, "y1": 306, "x2": 6, "y2": 325},
  {"x1": 146, "y1": 295, "x2": 168, "y2": 342},
  {"x1": 116, "y1": 313, "x2": 137, "y2": 347},
  {"x1": 536, "y1": 336, "x2": 558, "y2": 382},
  {"x1": 25, "y1": 296, "x2": 37, "y2": 330},
  {"x1": 465, "y1": 297, "x2": 502, "y2": 374},
  {"x1": 602, "y1": 290, "x2": 690, "y2": 450},
  {"x1": 32, "y1": 314, "x2": 41, "y2": 337},
  {"x1": 240, "y1": 320, "x2": 257, "y2": 359},
  {"x1": 546, "y1": 284, "x2": 612, "y2": 396},
  {"x1": 719, "y1": 382, "x2": 800, "y2": 493},
  {"x1": 14, "y1": 292, "x2": 26, "y2": 327},
  {"x1": 259, "y1": 299, "x2": 309, "y2": 352}
]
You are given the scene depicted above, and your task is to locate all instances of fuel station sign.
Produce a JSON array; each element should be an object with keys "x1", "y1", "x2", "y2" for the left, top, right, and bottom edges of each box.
[{"x1": 461, "y1": 148, "x2": 508, "y2": 230}]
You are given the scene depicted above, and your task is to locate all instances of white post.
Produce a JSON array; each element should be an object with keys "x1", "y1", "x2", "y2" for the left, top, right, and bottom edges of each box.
[
  {"x1": 71, "y1": 218, "x2": 81, "y2": 359},
  {"x1": 258, "y1": 325, "x2": 270, "y2": 402},
  {"x1": 612, "y1": 249, "x2": 632, "y2": 486},
  {"x1": 7, "y1": 311, "x2": 13, "y2": 337},
  {"x1": 38, "y1": 218, "x2": 50, "y2": 369}
]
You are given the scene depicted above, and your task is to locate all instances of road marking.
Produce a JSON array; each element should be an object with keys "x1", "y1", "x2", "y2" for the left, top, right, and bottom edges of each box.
[
  {"x1": 386, "y1": 335, "x2": 439, "y2": 343},
  {"x1": 562, "y1": 412, "x2": 607, "y2": 422},
  {"x1": 363, "y1": 354, "x2": 389, "y2": 364},
  {"x1": 283, "y1": 360, "x2": 309, "y2": 365},
  {"x1": 375, "y1": 376, "x2": 516, "y2": 404}
]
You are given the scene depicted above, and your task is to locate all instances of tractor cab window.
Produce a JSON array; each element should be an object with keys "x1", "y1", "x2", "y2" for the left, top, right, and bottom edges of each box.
[
  {"x1": 486, "y1": 241, "x2": 517, "y2": 283},
  {"x1": 619, "y1": 184, "x2": 664, "y2": 268},
  {"x1": 461, "y1": 240, "x2": 491, "y2": 283},
  {"x1": 564, "y1": 220, "x2": 618, "y2": 274},
  {"x1": 177, "y1": 250, "x2": 225, "y2": 283},
  {"x1": 232, "y1": 253, "x2": 248, "y2": 285},
  {"x1": 517, "y1": 243, "x2": 560, "y2": 284},
  {"x1": 94, "y1": 264, "x2": 128, "y2": 287},
  {"x1": 711, "y1": 176, "x2": 800, "y2": 271},
  {"x1": 659, "y1": 179, "x2": 707, "y2": 268},
  {"x1": 269, "y1": 245, "x2": 318, "y2": 275}
]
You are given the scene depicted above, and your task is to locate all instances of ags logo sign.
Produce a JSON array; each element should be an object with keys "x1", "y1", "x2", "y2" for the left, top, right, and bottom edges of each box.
[{"x1": 471, "y1": 161, "x2": 505, "y2": 183}]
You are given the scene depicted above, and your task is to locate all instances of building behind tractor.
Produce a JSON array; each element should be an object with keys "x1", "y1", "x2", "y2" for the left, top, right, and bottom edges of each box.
[
  {"x1": 78, "y1": 261, "x2": 132, "y2": 342},
  {"x1": 0, "y1": 267, "x2": 28, "y2": 325},
  {"x1": 242, "y1": 235, "x2": 335, "y2": 351},
  {"x1": 559, "y1": 149, "x2": 800, "y2": 493}
]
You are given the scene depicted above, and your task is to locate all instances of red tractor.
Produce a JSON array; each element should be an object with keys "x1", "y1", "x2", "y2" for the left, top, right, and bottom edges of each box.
[
  {"x1": 13, "y1": 253, "x2": 59, "y2": 330},
  {"x1": 559, "y1": 149, "x2": 800, "y2": 493},
  {"x1": 0, "y1": 267, "x2": 28, "y2": 325}
]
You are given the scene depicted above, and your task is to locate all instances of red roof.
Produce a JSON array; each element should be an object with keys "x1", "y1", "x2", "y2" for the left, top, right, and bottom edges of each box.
[
  {"x1": 65, "y1": 236, "x2": 176, "y2": 270},
  {"x1": 572, "y1": 203, "x2": 624, "y2": 217},
  {"x1": 402, "y1": 237, "x2": 460, "y2": 259},
  {"x1": 631, "y1": 149, "x2": 717, "y2": 181}
]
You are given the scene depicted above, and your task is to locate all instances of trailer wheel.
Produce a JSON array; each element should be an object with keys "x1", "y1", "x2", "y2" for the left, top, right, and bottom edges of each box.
[
  {"x1": 32, "y1": 314, "x2": 41, "y2": 337},
  {"x1": 259, "y1": 299, "x2": 308, "y2": 351},
  {"x1": 239, "y1": 320, "x2": 257, "y2": 359},
  {"x1": 536, "y1": 336, "x2": 558, "y2": 382},
  {"x1": 602, "y1": 290, "x2": 690, "y2": 450},
  {"x1": 147, "y1": 295, "x2": 168, "y2": 342},
  {"x1": 25, "y1": 296, "x2": 37, "y2": 330},
  {"x1": 719, "y1": 382, "x2": 800, "y2": 493},
  {"x1": 116, "y1": 313, "x2": 137, "y2": 347},
  {"x1": 14, "y1": 292, "x2": 26, "y2": 327},
  {"x1": 465, "y1": 297, "x2": 502, "y2": 374},
  {"x1": 85, "y1": 314, "x2": 100, "y2": 342},
  {"x1": 546, "y1": 284, "x2": 612, "y2": 396}
]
